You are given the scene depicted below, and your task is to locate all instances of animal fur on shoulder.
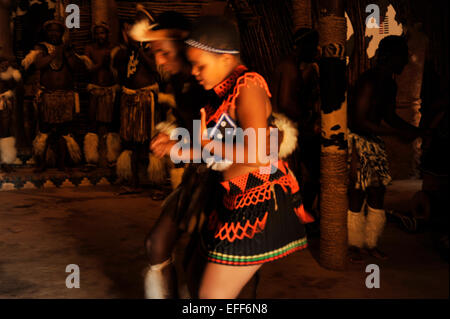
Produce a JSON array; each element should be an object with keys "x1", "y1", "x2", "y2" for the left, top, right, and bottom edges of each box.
[
  {"x1": 21, "y1": 50, "x2": 41, "y2": 70},
  {"x1": 272, "y1": 112, "x2": 298, "y2": 159}
]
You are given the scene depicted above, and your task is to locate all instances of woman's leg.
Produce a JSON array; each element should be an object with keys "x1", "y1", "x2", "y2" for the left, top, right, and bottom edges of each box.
[{"x1": 198, "y1": 263, "x2": 262, "y2": 299}]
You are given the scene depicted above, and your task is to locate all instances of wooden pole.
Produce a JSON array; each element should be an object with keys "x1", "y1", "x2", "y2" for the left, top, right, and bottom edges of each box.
[
  {"x1": 292, "y1": 0, "x2": 313, "y2": 31},
  {"x1": 317, "y1": 0, "x2": 348, "y2": 270}
]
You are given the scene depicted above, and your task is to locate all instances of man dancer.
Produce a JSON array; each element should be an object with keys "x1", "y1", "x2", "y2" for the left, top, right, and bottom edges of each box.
[
  {"x1": 31, "y1": 19, "x2": 82, "y2": 172},
  {"x1": 347, "y1": 36, "x2": 425, "y2": 262},
  {"x1": 81, "y1": 22, "x2": 121, "y2": 169},
  {"x1": 128, "y1": 11, "x2": 213, "y2": 298},
  {"x1": 113, "y1": 5, "x2": 162, "y2": 190},
  {"x1": 0, "y1": 52, "x2": 22, "y2": 172}
]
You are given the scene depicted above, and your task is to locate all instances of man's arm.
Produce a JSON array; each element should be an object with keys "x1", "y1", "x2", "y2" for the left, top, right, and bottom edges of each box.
[
  {"x1": 272, "y1": 59, "x2": 301, "y2": 120},
  {"x1": 83, "y1": 45, "x2": 107, "y2": 73}
]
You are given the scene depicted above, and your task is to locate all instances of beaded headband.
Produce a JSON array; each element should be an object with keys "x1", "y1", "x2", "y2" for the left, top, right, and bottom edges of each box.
[{"x1": 185, "y1": 38, "x2": 239, "y2": 54}]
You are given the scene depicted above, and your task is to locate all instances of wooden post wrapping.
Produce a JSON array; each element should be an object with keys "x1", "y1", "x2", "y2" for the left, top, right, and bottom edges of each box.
[
  {"x1": 317, "y1": 0, "x2": 348, "y2": 271},
  {"x1": 292, "y1": 0, "x2": 313, "y2": 31}
]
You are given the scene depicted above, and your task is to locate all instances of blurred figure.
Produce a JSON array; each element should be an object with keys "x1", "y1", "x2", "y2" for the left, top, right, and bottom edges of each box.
[
  {"x1": 129, "y1": 10, "x2": 214, "y2": 299},
  {"x1": 271, "y1": 28, "x2": 321, "y2": 219},
  {"x1": 112, "y1": 6, "x2": 162, "y2": 192}
]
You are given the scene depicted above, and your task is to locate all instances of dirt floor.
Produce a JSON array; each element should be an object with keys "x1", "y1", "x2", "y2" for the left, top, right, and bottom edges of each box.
[{"x1": 0, "y1": 178, "x2": 448, "y2": 299}]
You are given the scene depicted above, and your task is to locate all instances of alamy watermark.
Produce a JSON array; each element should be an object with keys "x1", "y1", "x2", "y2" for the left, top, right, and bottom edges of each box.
[
  {"x1": 64, "y1": 4, "x2": 80, "y2": 29},
  {"x1": 165, "y1": 120, "x2": 281, "y2": 174},
  {"x1": 65, "y1": 264, "x2": 80, "y2": 288},
  {"x1": 365, "y1": 264, "x2": 380, "y2": 288},
  {"x1": 366, "y1": 4, "x2": 380, "y2": 29}
]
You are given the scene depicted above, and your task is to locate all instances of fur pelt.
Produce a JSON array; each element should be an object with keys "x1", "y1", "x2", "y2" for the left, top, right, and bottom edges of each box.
[
  {"x1": 157, "y1": 92, "x2": 176, "y2": 108},
  {"x1": 63, "y1": 135, "x2": 82, "y2": 164},
  {"x1": 0, "y1": 89, "x2": 14, "y2": 99},
  {"x1": 83, "y1": 133, "x2": 99, "y2": 164},
  {"x1": 155, "y1": 121, "x2": 177, "y2": 138},
  {"x1": 148, "y1": 153, "x2": 166, "y2": 184},
  {"x1": 169, "y1": 167, "x2": 185, "y2": 190},
  {"x1": 0, "y1": 66, "x2": 21, "y2": 82},
  {"x1": 348, "y1": 209, "x2": 366, "y2": 248},
  {"x1": 128, "y1": 19, "x2": 159, "y2": 43},
  {"x1": 143, "y1": 257, "x2": 174, "y2": 299},
  {"x1": 32, "y1": 132, "x2": 48, "y2": 157},
  {"x1": 21, "y1": 50, "x2": 41, "y2": 70},
  {"x1": 365, "y1": 206, "x2": 386, "y2": 249},
  {"x1": 272, "y1": 112, "x2": 298, "y2": 159},
  {"x1": 116, "y1": 150, "x2": 132, "y2": 180},
  {"x1": 0, "y1": 137, "x2": 17, "y2": 164},
  {"x1": 106, "y1": 133, "x2": 121, "y2": 163}
]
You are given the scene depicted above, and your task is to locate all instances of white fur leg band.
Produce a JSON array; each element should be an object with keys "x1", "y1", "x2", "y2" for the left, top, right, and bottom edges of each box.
[
  {"x1": 106, "y1": 133, "x2": 121, "y2": 163},
  {"x1": 365, "y1": 206, "x2": 386, "y2": 249},
  {"x1": 116, "y1": 150, "x2": 132, "y2": 181},
  {"x1": 143, "y1": 257, "x2": 174, "y2": 299},
  {"x1": 84, "y1": 133, "x2": 99, "y2": 164},
  {"x1": 0, "y1": 137, "x2": 17, "y2": 164},
  {"x1": 148, "y1": 153, "x2": 166, "y2": 184},
  {"x1": 33, "y1": 132, "x2": 48, "y2": 157},
  {"x1": 63, "y1": 135, "x2": 82, "y2": 164},
  {"x1": 347, "y1": 209, "x2": 366, "y2": 248}
]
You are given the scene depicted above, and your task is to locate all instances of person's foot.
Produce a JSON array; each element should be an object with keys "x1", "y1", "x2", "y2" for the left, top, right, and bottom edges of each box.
[
  {"x1": 366, "y1": 247, "x2": 389, "y2": 260},
  {"x1": 348, "y1": 246, "x2": 366, "y2": 264}
]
